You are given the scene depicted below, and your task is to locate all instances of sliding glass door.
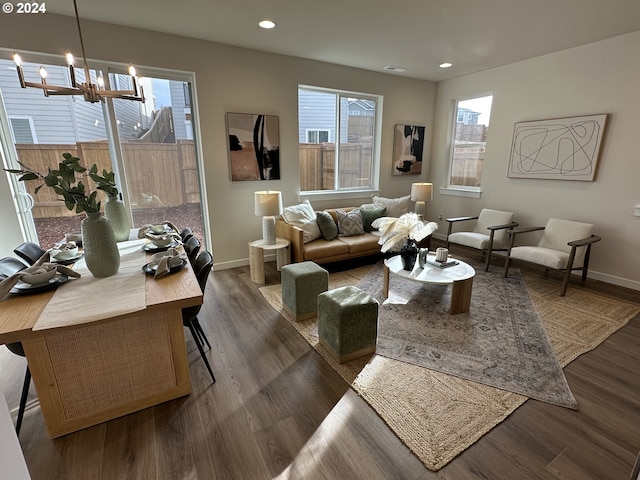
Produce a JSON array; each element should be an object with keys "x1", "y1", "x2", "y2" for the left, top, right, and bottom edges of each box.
[{"x1": 0, "y1": 52, "x2": 207, "y2": 249}]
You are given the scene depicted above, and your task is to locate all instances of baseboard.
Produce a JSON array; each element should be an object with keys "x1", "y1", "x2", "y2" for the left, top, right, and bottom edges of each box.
[{"x1": 213, "y1": 253, "x2": 277, "y2": 271}]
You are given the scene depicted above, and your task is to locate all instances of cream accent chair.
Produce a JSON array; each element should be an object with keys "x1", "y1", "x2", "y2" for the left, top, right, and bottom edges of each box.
[
  {"x1": 503, "y1": 218, "x2": 601, "y2": 296},
  {"x1": 446, "y1": 209, "x2": 518, "y2": 271}
]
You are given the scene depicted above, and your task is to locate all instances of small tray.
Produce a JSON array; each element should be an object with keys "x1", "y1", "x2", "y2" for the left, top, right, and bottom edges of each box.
[
  {"x1": 141, "y1": 258, "x2": 187, "y2": 275},
  {"x1": 11, "y1": 273, "x2": 69, "y2": 294},
  {"x1": 425, "y1": 259, "x2": 459, "y2": 268}
]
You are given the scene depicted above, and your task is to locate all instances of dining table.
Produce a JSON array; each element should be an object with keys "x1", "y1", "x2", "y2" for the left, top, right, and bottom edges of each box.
[{"x1": 0, "y1": 239, "x2": 202, "y2": 438}]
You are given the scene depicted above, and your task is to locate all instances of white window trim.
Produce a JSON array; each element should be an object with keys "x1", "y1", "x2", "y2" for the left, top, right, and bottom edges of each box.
[
  {"x1": 446, "y1": 92, "x2": 492, "y2": 194},
  {"x1": 305, "y1": 128, "x2": 330, "y2": 143},
  {"x1": 298, "y1": 84, "x2": 382, "y2": 199}
]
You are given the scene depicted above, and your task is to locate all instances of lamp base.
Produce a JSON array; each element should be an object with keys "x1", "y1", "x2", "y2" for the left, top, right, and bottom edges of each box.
[
  {"x1": 414, "y1": 201, "x2": 426, "y2": 220},
  {"x1": 262, "y1": 216, "x2": 276, "y2": 245}
]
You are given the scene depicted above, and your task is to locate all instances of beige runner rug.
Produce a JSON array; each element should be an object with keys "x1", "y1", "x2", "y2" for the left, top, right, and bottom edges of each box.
[{"x1": 259, "y1": 266, "x2": 640, "y2": 471}]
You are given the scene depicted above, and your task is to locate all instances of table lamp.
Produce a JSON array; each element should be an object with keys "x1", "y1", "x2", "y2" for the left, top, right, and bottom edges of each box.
[
  {"x1": 254, "y1": 190, "x2": 283, "y2": 245},
  {"x1": 410, "y1": 182, "x2": 433, "y2": 219}
]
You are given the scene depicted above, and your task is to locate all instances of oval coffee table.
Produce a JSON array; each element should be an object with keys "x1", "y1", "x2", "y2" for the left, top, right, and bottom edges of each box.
[{"x1": 383, "y1": 254, "x2": 476, "y2": 314}]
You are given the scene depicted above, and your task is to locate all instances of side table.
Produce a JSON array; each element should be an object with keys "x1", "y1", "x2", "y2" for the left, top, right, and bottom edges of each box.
[{"x1": 249, "y1": 238, "x2": 291, "y2": 284}]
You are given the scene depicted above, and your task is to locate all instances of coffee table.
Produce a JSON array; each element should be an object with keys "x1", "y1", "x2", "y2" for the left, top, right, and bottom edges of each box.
[{"x1": 383, "y1": 254, "x2": 476, "y2": 314}]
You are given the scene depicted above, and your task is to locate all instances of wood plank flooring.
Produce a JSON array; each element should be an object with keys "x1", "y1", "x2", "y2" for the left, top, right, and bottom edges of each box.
[{"x1": 1, "y1": 249, "x2": 639, "y2": 480}]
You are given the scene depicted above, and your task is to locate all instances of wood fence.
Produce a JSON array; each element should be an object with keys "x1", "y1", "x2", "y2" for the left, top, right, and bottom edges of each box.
[
  {"x1": 15, "y1": 140, "x2": 198, "y2": 218},
  {"x1": 299, "y1": 143, "x2": 372, "y2": 191}
]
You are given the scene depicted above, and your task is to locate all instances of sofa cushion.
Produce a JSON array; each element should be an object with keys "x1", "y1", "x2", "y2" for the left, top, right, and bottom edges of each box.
[
  {"x1": 337, "y1": 233, "x2": 380, "y2": 253},
  {"x1": 283, "y1": 199, "x2": 321, "y2": 243},
  {"x1": 336, "y1": 209, "x2": 365, "y2": 237},
  {"x1": 372, "y1": 195, "x2": 411, "y2": 218},
  {"x1": 360, "y1": 206, "x2": 386, "y2": 232},
  {"x1": 304, "y1": 238, "x2": 349, "y2": 261},
  {"x1": 316, "y1": 211, "x2": 339, "y2": 241}
]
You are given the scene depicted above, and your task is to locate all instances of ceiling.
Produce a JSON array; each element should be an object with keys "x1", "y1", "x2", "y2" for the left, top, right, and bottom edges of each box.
[{"x1": 43, "y1": 0, "x2": 640, "y2": 82}]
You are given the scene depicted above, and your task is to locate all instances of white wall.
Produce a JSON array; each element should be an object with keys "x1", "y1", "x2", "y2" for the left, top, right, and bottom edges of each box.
[
  {"x1": 430, "y1": 31, "x2": 640, "y2": 289},
  {"x1": 0, "y1": 14, "x2": 436, "y2": 266}
]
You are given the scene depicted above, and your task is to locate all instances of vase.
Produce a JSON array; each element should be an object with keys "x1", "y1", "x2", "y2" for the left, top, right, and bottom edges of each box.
[
  {"x1": 81, "y1": 212, "x2": 120, "y2": 278},
  {"x1": 400, "y1": 238, "x2": 419, "y2": 271},
  {"x1": 104, "y1": 194, "x2": 132, "y2": 242}
]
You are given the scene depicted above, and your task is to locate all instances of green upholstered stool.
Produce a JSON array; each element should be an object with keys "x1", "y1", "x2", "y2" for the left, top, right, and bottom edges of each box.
[
  {"x1": 281, "y1": 261, "x2": 329, "y2": 321},
  {"x1": 318, "y1": 286, "x2": 379, "y2": 364}
]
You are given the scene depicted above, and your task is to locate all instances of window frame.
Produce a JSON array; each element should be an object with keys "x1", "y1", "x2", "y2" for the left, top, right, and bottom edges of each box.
[
  {"x1": 441, "y1": 92, "x2": 493, "y2": 199},
  {"x1": 298, "y1": 84, "x2": 382, "y2": 201}
]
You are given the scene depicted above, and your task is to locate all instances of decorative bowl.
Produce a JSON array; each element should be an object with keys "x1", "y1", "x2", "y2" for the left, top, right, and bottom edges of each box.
[
  {"x1": 53, "y1": 242, "x2": 79, "y2": 260},
  {"x1": 20, "y1": 266, "x2": 57, "y2": 285},
  {"x1": 149, "y1": 235, "x2": 173, "y2": 247}
]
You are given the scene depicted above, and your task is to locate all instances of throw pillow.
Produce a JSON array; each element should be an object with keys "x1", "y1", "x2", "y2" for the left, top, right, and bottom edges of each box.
[
  {"x1": 372, "y1": 195, "x2": 411, "y2": 218},
  {"x1": 282, "y1": 199, "x2": 321, "y2": 243},
  {"x1": 316, "y1": 211, "x2": 338, "y2": 241},
  {"x1": 336, "y1": 209, "x2": 365, "y2": 237},
  {"x1": 360, "y1": 206, "x2": 387, "y2": 232}
]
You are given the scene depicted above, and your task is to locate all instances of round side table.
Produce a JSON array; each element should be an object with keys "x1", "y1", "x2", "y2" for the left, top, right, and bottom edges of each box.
[{"x1": 248, "y1": 238, "x2": 291, "y2": 284}]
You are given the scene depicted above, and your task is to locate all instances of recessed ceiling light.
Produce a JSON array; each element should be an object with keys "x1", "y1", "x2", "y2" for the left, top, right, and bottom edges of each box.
[
  {"x1": 439, "y1": 62, "x2": 453, "y2": 68},
  {"x1": 258, "y1": 19, "x2": 276, "y2": 29},
  {"x1": 383, "y1": 66, "x2": 407, "y2": 73}
]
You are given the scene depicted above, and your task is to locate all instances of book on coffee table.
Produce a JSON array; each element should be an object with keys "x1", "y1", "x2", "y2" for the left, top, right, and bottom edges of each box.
[{"x1": 425, "y1": 259, "x2": 459, "y2": 268}]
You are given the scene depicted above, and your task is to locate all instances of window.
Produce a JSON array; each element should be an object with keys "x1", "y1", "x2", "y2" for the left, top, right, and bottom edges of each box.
[
  {"x1": 306, "y1": 129, "x2": 330, "y2": 143},
  {"x1": 8, "y1": 117, "x2": 37, "y2": 144},
  {"x1": 298, "y1": 85, "x2": 380, "y2": 194},
  {"x1": 448, "y1": 94, "x2": 493, "y2": 189}
]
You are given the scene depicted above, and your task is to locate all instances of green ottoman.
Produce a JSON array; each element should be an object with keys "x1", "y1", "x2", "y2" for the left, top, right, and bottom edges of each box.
[
  {"x1": 281, "y1": 261, "x2": 329, "y2": 321},
  {"x1": 318, "y1": 286, "x2": 379, "y2": 364}
]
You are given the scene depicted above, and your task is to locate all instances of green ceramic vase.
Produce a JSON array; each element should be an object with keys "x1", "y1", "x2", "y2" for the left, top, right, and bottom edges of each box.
[
  {"x1": 81, "y1": 212, "x2": 120, "y2": 278},
  {"x1": 104, "y1": 194, "x2": 132, "y2": 242}
]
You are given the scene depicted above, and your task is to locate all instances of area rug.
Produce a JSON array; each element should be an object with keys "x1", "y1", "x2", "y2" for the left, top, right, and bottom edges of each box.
[
  {"x1": 259, "y1": 264, "x2": 640, "y2": 471},
  {"x1": 357, "y1": 261, "x2": 576, "y2": 408}
]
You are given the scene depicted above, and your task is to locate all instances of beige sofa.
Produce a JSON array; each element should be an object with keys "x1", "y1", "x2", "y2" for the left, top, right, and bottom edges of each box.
[{"x1": 276, "y1": 208, "x2": 382, "y2": 264}]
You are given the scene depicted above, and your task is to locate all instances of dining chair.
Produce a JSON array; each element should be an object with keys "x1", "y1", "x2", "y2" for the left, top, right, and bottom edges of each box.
[
  {"x1": 184, "y1": 236, "x2": 201, "y2": 265},
  {"x1": 14, "y1": 242, "x2": 47, "y2": 266},
  {"x1": 0, "y1": 256, "x2": 27, "y2": 278},
  {"x1": 183, "y1": 250, "x2": 216, "y2": 383},
  {"x1": 5, "y1": 342, "x2": 31, "y2": 435},
  {"x1": 179, "y1": 227, "x2": 193, "y2": 242},
  {"x1": 446, "y1": 209, "x2": 518, "y2": 272},
  {"x1": 504, "y1": 218, "x2": 601, "y2": 296}
]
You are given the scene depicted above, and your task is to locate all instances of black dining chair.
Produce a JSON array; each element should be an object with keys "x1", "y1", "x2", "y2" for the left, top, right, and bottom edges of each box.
[
  {"x1": 183, "y1": 250, "x2": 215, "y2": 383},
  {"x1": 14, "y1": 242, "x2": 47, "y2": 266},
  {"x1": 5, "y1": 342, "x2": 31, "y2": 435},
  {"x1": 184, "y1": 236, "x2": 200, "y2": 265},
  {"x1": 179, "y1": 227, "x2": 193, "y2": 242},
  {"x1": 0, "y1": 256, "x2": 27, "y2": 278}
]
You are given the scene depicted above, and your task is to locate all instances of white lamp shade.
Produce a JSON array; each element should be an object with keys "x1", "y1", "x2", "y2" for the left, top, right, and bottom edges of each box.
[
  {"x1": 410, "y1": 183, "x2": 433, "y2": 202},
  {"x1": 254, "y1": 191, "x2": 283, "y2": 216}
]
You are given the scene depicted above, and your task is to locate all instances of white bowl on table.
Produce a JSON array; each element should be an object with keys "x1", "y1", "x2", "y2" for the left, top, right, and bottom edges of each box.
[
  {"x1": 53, "y1": 242, "x2": 79, "y2": 261},
  {"x1": 20, "y1": 266, "x2": 57, "y2": 285},
  {"x1": 149, "y1": 235, "x2": 174, "y2": 247}
]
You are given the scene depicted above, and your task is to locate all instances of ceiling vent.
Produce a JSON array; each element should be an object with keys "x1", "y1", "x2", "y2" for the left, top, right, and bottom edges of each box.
[{"x1": 383, "y1": 66, "x2": 407, "y2": 73}]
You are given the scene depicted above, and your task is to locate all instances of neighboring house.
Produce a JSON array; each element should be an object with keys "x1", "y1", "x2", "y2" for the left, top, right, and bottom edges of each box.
[{"x1": 457, "y1": 107, "x2": 480, "y2": 125}]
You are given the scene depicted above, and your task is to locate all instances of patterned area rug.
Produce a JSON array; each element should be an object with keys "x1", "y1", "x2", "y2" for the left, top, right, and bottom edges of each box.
[
  {"x1": 358, "y1": 261, "x2": 576, "y2": 408},
  {"x1": 259, "y1": 263, "x2": 640, "y2": 471}
]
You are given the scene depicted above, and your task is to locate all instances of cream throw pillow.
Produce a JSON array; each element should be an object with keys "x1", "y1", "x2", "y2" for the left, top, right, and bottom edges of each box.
[
  {"x1": 282, "y1": 199, "x2": 321, "y2": 243},
  {"x1": 372, "y1": 195, "x2": 411, "y2": 218},
  {"x1": 336, "y1": 208, "x2": 365, "y2": 237}
]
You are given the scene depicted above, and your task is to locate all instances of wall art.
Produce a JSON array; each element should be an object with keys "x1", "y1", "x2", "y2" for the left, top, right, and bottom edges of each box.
[
  {"x1": 227, "y1": 112, "x2": 280, "y2": 181},
  {"x1": 392, "y1": 124, "x2": 425, "y2": 175}
]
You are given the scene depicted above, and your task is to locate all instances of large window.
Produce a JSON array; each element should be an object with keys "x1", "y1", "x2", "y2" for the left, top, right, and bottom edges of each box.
[
  {"x1": 0, "y1": 51, "x2": 208, "y2": 249},
  {"x1": 298, "y1": 86, "x2": 380, "y2": 194},
  {"x1": 448, "y1": 94, "x2": 493, "y2": 189}
]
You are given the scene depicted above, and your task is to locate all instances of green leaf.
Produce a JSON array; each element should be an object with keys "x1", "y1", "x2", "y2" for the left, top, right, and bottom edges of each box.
[
  {"x1": 4, "y1": 168, "x2": 25, "y2": 174},
  {"x1": 34, "y1": 184, "x2": 43, "y2": 194},
  {"x1": 18, "y1": 172, "x2": 39, "y2": 181}
]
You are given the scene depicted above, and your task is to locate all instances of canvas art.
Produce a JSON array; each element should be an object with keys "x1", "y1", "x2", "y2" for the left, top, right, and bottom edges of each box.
[
  {"x1": 507, "y1": 114, "x2": 608, "y2": 181},
  {"x1": 227, "y1": 112, "x2": 280, "y2": 181},
  {"x1": 393, "y1": 124, "x2": 425, "y2": 175}
]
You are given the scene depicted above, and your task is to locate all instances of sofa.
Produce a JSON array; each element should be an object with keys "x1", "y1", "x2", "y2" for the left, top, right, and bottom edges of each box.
[{"x1": 275, "y1": 196, "x2": 417, "y2": 264}]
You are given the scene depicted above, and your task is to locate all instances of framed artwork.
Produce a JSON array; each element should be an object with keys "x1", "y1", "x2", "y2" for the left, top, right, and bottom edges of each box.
[
  {"x1": 507, "y1": 113, "x2": 608, "y2": 181},
  {"x1": 226, "y1": 112, "x2": 280, "y2": 181},
  {"x1": 393, "y1": 124, "x2": 425, "y2": 175}
]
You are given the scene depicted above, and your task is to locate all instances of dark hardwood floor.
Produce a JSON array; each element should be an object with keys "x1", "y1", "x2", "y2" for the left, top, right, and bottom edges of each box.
[{"x1": 1, "y1": 247, "x2": 639, "y2": 480}]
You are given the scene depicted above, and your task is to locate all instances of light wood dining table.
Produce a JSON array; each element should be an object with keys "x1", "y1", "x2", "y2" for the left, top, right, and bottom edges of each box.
[{"x1": 0, "y1": 240, "x2": 202, "y2": 438}]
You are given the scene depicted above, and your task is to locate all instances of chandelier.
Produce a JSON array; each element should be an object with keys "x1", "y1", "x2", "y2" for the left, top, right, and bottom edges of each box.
[{"x1": 12, "y1": 0, "x2": 144, "y2": 104}]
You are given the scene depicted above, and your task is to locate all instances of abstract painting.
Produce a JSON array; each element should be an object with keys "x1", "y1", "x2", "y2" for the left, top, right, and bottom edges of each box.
[
  {"x1": 393, "y1": 124, "x2": 425, "y2": 175},
  {"x1": 507, "y1": 114, "x2": 608, "y2": 181},
  {"x1": 227, "y1": 112, "x2": 280, "y2": 181}
]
